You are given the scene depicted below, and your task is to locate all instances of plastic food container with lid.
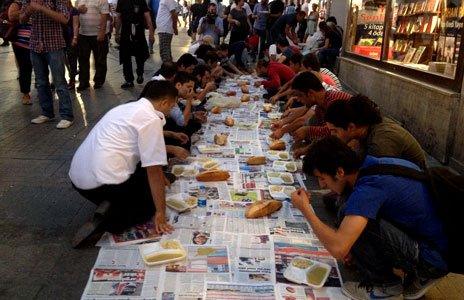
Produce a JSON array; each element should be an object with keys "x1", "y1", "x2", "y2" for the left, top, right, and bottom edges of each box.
[
  {"x1": 283, "y1": 256, "x2": 331, "y2": 289},
  {"x1": 139, "y1": 240, "x2": 187, "y2": 266}
]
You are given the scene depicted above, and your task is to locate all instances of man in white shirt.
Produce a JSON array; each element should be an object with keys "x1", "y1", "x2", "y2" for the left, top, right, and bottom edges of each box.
[
  {"x1": 70, "y1": 80, "x2": 179, "y2": 244},
  {"x1": 156, "y1": 0, "x2": 179, "y2": 62},
  {"x1": 76, "y1": 0, "x2": 110, "y2": 90}
]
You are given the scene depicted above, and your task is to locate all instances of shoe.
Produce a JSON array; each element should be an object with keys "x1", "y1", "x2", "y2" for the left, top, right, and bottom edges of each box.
[
  {"x1": 404, "y1": 278, "x2": 441, "y2": 300},
  {"x1": 76, "y1": 84, "x2": 89, "y2": 91},
  {"x1": 121, "y1": 82, "x2": 134, "y2": 89},
  {"x1": 137, "y1": 75, "x2": 144, "y2": 84},
  {"x1": 93, "y1": 83, "x2": 103, "y2": 89},
  {"x1": 22, "y1": 94, "x2": 32, "y2": 105},
  {"x1": 31, "y1": 115, "x2": 54, "y2": 124},
  {"x1": 56, "y1": 119, "x2": 73, "y2": 129},
  {"x1": 342, "y1": 282, "x2": 403, "y2": 300}
]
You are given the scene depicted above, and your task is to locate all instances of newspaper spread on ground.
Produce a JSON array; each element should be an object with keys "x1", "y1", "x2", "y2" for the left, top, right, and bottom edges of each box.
[{"x1": 82, "y1": 75, "x2": 347, "y2": 299}]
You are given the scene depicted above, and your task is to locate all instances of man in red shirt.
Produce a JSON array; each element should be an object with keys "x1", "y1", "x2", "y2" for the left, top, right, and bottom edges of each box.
[{"x1": 254, "y1": 59, "x2": 295, "y2": 95}]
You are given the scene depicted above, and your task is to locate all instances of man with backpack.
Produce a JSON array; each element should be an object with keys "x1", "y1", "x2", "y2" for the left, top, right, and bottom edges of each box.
[{"x1": 292, "y1": 136, "x2": 449, "y2": 300}]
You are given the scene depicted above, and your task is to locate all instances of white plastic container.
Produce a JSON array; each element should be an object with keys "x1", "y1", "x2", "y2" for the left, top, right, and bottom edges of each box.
[
  {"x1": 266, "y1": 150, "x2": 290, "y2": 161},
  {"x1": 197, "y1": 144, "x2": 223, "y2": 154},
  {"x1": 269, "y1": 185, "x2": 296, "y2": 200},
  {"x1": 139, "y1": 240, "x2": 187, "y2": 266},
  {"x1": 166, "y1": 193, "x2": 198, "y2": 212},
  {"x1": 266, "y1": 171, "x2": 295, "y2": 185},
  {"x1": 272, "y1": 161, "x2": 298, "y2": 173},
  {"x1": 171, "y1": 165, "x2": 198, "y2": 177},
  {"x1": 283, "y1": 256, "x2": 331, "y2": 289}
]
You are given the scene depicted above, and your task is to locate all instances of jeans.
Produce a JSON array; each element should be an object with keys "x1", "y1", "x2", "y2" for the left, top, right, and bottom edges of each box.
[
  {"x1": 73, "y1": 164, "x2": 155, "y2": 233},
  {"x1": 351, "y1": 219, "x2": 448, "y2": 287},
  {"x1": 158, "y1": 32, "x2": 173, "y2": 62},
  {"x1": 78, "y1": 34, "x2": 109, "y2": 85},
  {"x1": 122, "y1": 55, "x2": 145, "y2": 83},
  {"x1": 12, "y1": 45, "x2": 32, "y2": 94},
  {"x1": 30, "y1": 49, "x2": 74, "y2": 121}
]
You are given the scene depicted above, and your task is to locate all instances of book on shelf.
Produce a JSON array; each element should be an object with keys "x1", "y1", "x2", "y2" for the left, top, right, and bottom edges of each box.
[
  {"x1": 426, "y1": 0, "x2": 441, "y2": 13},
  {"x1": 404, "y1": 47, "x2": 417, "y2": 63},
  {"x1": 411, "y1": 46, "x2": 426, "y2": 63}
]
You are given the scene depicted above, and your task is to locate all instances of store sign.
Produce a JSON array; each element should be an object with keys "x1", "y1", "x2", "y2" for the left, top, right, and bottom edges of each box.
[{"x1": 356, "y1": 8, "x2": 385, "y2": 39}]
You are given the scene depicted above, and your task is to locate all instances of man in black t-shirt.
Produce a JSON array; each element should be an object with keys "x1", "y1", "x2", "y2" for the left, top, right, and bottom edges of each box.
[{"x1": 269, "y1": 11, "x2": 305, "y2": 44}]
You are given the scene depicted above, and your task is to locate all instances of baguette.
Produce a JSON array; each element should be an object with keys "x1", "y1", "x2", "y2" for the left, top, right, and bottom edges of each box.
[
  {"x1": 224, "y1": 116, "x2": 235, "y2": 126},
  {"x1": 214, "y1": 134, "x2": 228, "y2": 146},
  {"x1": 241, "y1": 94, "x2": 250, "y2": 102},
  {"x1": 196, "y1": 170, "x2": 230, "y2": 182},
  {"x1": 211, "y1": 106, "x2": 222, "y2": 114},
  {"x1": 245, "y1": 200, "x2": 282, "y2": 218},
  {"x1": 269, "y1": 140, "x2": 286, "y2": 150},
  {"x1": 241, "y1": 85, "x2": 249, "y2": 94},
  {"x1": 246, "y1": 156, "x2": 266, "y2": 165}
]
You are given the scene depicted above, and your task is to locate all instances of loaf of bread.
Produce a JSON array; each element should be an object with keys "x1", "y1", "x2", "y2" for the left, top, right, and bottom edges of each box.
[
  {"x1": 245, "y1": 200, "x2": 282, "y2": 218},
  {"x1": 246, "y1": 156, "x2": 266, "y2": 165},
  {"x1": 214, "y1": 134, "x2": 228, "y2": 146},
  {"x1": 269, "y1": 140, "x2": 286, "y2": 150},
  {"x1": 211, "y1": 106, "x2": 222, "y2": 114},
  {"x1": 241, "y1": 85, "x2": 249, "y2": 94},
  {"x1": 263, "y1": 104, "x2": 272, "y2": 112},
  {"x1": 241, "y1": 94, "x2": 250, "y2": 102},
  {"x1": 238, "y1": 80, "x2": 249, "y2": 86},
  {"x1": 196, "y1": 170, "x2": 230, "y2": 182},
  {"x1": 224, "y1": 116, "x2": 235, "y2": 126},
  {"x1": 226, "y1": 90, "x2": 237, "y2": 96}
]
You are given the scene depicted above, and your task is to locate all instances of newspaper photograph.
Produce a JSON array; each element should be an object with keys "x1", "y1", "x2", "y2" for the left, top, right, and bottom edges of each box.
[
  {"x1": 229, "y1": 189, "x2": 261, "y2": 202},
  {"x1": 162, "y1": 228, "x2": 212, "y2": 245},
  {"x1": 275, "y1": 283, "x2": 347, "y2": 300},
  {"x1": 108, "y1": 222, "x2": 161, "y2": 247},
  {"x1": 205, "y1": 282, "x2": 275, "y2": 300},
  {"x1": 233, "y1": 171, "x2": 268, "y2": 190},
  {"x1": 206, "y1": 200, "x2": 251, "y2": 218}
]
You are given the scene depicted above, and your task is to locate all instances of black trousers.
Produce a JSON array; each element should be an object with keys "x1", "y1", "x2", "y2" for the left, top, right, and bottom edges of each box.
[
  {"x1": 122, "y1": 54, "x2": 145, "y2": 83},
  {"x1": 65, "y1": 44, "x2": 78, "y2": 81},
  {"x1": 78, "y1": 34, "x2": 109, "y2": 85},
  {"x1": 351, "y1": 219, "x2": 448, "y2": 286},
  {"x1": 73, "y1": 164, "x2": 155, "y2": 233},
  {"x1": 12, "y1": 45, "x2": 32, "y2": 94}
]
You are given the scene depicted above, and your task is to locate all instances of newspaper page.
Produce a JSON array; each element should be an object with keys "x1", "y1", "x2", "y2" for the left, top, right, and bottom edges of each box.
[
  {"x1": 275, "y1": 283, "x2": 347, "y2": 300},
  {"x1": 108, "y1": 222, "x2": 161, "y2": 247},
  {"x1": 205, "y1": 282, "x2": 275, "y2": 300},
  {"x1": 206, "y1": 200, "x2": 251, "y2": 218},
  {"x1": 81, "y1": 246, "x2": 161, "y2": 299},
  {"x1": 157, "y1": 245, "x2": 231, "y2": 299}
]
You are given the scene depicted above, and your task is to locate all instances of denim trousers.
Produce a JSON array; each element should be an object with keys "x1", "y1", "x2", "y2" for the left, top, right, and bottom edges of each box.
[
  {"x1": 30, "y1": 49, "x2": 74, "y2": 121},
  {"x1": 351, "y1": 219, "x2": 448, "y2": 287}
]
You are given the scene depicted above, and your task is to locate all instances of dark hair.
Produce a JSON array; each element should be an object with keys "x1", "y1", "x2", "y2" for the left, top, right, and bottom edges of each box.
[
  {"x1": 325, "y1": 95, "x2": 382, "y2": 129},
  {"x1": 302, "y1": 53, "x2": 320, "y2": 71},
  {"x1": 204, "y1": 50, "x2": 219, "y2": 64},
  {"x1": 276, "y1": 38, "x2": 289, "y2": 47},
  {"x1": 318, "y1": 21, "x2": 328, "y2": 31},
  {"x1": 291, "y1": 71, "x2": 324, "y2": 92},
  {"x1": 289, "y1": 52, "x2": 303, "y2": 65},
  {"x1": 303, "y1": 136, "x2": 362, "y2": 177},
  {"x1": 177, "y1": 53, "x2": 198, "y2": 69},
  {"x1": 192, "y1": 64, "x2": 211, "y2": 78},
  {"x1": 218, "y1": 43, "x2": 229, "y2": 51},
  {"x1": 327, "y1": 16, "x2": 337, "y2": 24},
  {"x1": 195, "y1": 44, "x2": 215, "y2": 60},
  {"x1": 173, "y1": 72, "x2": 196, "y2": 85},
  {"x1": 208, "y1": 2, "x2": 216, "y2": 7},
  {"x1": 157, "y1": 62, "x2": 177, "y2": 79},
  {"x1": 256, "y1": 59, "x2": 269, "y2": 68},
  {"x1": 234, "y1": 0, "x2": 241, "y2": 5},
  {"x1": 139, "y1": 80, "x2": 178, "y2": 101}
]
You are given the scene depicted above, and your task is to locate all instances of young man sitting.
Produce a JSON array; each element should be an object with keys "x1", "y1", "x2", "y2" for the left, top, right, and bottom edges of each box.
[
  {"x1": 325, "y1": 95, "x2": 426, "y2": 169},
  {"x1": 254, "y1": 59, "x2": 295, "y2": 96},
  {"x1": 69, "y1": 80, "x2": 179, "y2": 244},
  {"x1": 217, "y1": 43, "x2": 245, "y2": 75},
  {"x1": 176, "y1": 53, "x2": 199, "y2": 74},
  {"x1": 276, "y1": 37, "x2": 301, "y2": 64},
  {"x1": 291, "y1": 136, "x2": 448, "y2": 300},
  {"x1": 192, "y1": 64, "x2": 217, "y2": 102}
]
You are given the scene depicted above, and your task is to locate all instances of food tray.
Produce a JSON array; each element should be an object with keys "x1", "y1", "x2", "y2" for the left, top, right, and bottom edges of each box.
[
  {"x1": 266, "y1": 171, "x2": 294, "y2": 185},
  {"x1": 166, "y1": 193, "x2": 198, "y2": 212},
  {"x1": 268, "y1": 185, "x2": 296, "y2": 200},
  {"x1": 197, "y1": 158, "x2": 220, "y2": 170},
  {"x1": 266, "y1": 150, "x2": 290, "y2": 161},
  {"x1": 283, "y1": 256, "x2": 331, "y2": 289},
  {"x1": 272, "y1": 161, "x2": 299, "y2": 172},
  {"x1": 172, "y1": 165, "x2": 198, "y2": 177},
  {"x1": 139, "y1": 240, "x2": 187, "y2": 266}
]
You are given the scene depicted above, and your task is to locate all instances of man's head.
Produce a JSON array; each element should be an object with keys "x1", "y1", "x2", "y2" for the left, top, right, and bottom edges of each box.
[
  {"x1": 207, "y1": 2, "x2": 217, "y2": 15},
  {"x1": 192, "y1": 64, "x2": 212, "y2": 87},
  {"x1": 217, "y1": 43, "x2": 229, "y2": 58},
  {"x1": 327, "y1": 16, "x2": 337, "y2": 25},
  {"x1": 234, "y1": 0, "x2": 244, "y2": 6},
  {"x1": 303, "y1": 136, "x2": 362, "y2": 194},
  {"x1": 256, "y1": 59, "x2": 269, "y2": 76},
  {"x1": 173, "y1": 72, "x2": 196, "y2": 99},
  {"x1": 276, "y1": 38, "x2": 290, "y2": 52},
  {"x1": 325, "y1": 95, "x2": 382, "y2": 143},
  {"x1": 139, "y1": 80, "x2": 178, "y2": 116},
  {"x1": 288, "y1": 52, "x2": 303, "y2": 73},
  {"x1": 204, "y1": 50, "x2": 220, "y2": 68},
  {"x1": 291, "y1": 71, "x2": 324, "y2": 106},
  {"x1": 296, "y1": 11, "x2": 306, "y2": 22},
  {"x1": 177, "y1": 53, "x2": 198, "y2": 74},
  {"x1": 157, "y1": 62, "x2": 177, "y2": 81},
  {"x1": 195, "y1": 44, "x2": 215, "y2": 61},
  {"x1": 311, "y1": 3, "x2": 318, "y2": 10},
  {"x1": 261, "y1": 0, "x2": 268, "y2": 4},
  {"x1": 302, "y1": 53, "x2": 321, "y2": 72}
]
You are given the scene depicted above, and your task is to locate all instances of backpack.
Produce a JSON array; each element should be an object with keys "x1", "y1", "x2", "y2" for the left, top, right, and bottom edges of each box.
[
  {"x1": 0, "y1": 1, "x2": 17, "y2": 41},
  {"x1": 358, "y1": 164, "x2": 464, "y2": 274}
]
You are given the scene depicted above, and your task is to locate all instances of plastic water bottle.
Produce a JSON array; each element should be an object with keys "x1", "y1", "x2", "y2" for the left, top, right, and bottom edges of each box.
[{"x1": 197, "y1": 185, "x2": 207, "y2": 207}]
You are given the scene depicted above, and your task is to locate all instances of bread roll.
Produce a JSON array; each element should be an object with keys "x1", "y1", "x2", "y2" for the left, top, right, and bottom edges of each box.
[
  {"x1": 196, "y1": 170, "x2": 230, "y2": 182},
  {"x1": 246, "y1": 156, "x2": 266, "y2": 165},
  {"x1": 226, "y1": 90, "x2": 237, "y2": 96},
  {"x1": 238, "y1": 80, "x2": 248, "y2": 86},
  {"x1": 245, "y1": 200, "x2": 282, "y2": 218},
  {"x1": 241, "y1": 85, "x2": 249, "y2": 94},
  {"x1": 241, "y1": 94, "x2": 250, "y2": 102},
  {"x1": 269, "y1": 140, "x2": 286, "y2": 150},
  {"x1": 211, "y1": 106, "x2": 222, "y2": 114},
  {"x1": 224, "y1": 116, "x2": 235, "y2": 127},
  {"x1": 263, "y1": 104, "x2": 272, "y2": 112},
  {"x1": 214, "y1": 134, "x2": 228, "y2": 146}
]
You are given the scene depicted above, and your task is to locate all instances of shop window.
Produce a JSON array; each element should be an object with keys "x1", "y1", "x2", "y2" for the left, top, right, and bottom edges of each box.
[
  {"x1": 347, "y1": 1, "x2": 387, "y2": 60},
  {"x1": 386, "y1": 0, "x2": 463, "y2": 78}
]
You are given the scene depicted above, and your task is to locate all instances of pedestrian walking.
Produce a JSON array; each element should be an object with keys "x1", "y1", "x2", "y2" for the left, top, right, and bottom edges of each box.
[{"x1": 156, "y1": 0, "x2": 179, "y2": 62}]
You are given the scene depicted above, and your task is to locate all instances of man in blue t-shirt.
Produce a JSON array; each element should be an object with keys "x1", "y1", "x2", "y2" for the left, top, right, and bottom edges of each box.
[{"x1": 291, "y1": 136, "x2": 448, "y2": 300}]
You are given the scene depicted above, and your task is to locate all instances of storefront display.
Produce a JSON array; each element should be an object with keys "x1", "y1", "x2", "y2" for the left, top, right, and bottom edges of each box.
[{"x1": 345, "y1": 0, "x2": 464, "y2": 84}]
